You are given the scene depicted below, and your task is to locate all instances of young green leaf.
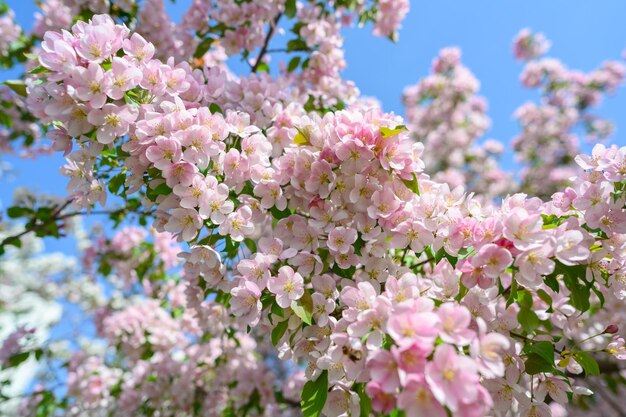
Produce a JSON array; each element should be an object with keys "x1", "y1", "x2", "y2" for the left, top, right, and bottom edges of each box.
[
  {"x1": 573, "y1": 351, "x2": 600, "y2": 376},
  {"x1": 380, "y1": 125, "x2": 408, "y2": 138},
  {"x1": 271, "y1": 319, "x2": 289, "y2": 346},
  {"x1": 3, "y1": 80, "x2": 27, "y2": 97},
  {"x1": 291, "y1": 290, "x2": 313, "y2": 325},
  {"x1": 524, "y1": 352, "x2": 554, "y2": 375},
  {"x1": 301, "y1": 370, "x2": 328, "y2": 417}
]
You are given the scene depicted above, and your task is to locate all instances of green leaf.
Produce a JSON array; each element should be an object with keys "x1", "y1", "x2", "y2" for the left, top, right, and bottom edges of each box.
[
  {"x1": 544, "y1": 273, "x2": 559, "y2": 292},
  {"x1": 270, "y1": 206, "x2": 291, "y2": 220},
  {"x1": 517, "y1": 289, "x2": 533, "y2": 309},
  {"x1": 256, "y1": 62, "x2": 270, "y2": 73},
  {"x1": 288, "y1": 56, "x2": 301, "y2": 72},
  {"x1": 209, "y1": 103, "x2": 223, "y2": 115},
  {"x1": 353, "y1": 235, "x2": 365, "y2": 256},
  {"x1": 243, "y1": 238, "x2": 257, "y2": 253},
  {"x1": 380, "y1": 125, "x2": 408, "y2": 138},
  {"x1": 291, "y1": 290, "x2": 313, "y2": 325},
  {"x1": 573, "y1": 351, "x2": 600, "y2": 376},
  {"x1": 402, "y1": 173, "x2": 420, "y2": 196},
  {"x1": 506, "y1": 279, "x2": 518, "y2": 307},
  {"x1": 536, "y1": 289, "x2": 553, "y2": 309},
  {"x1": 287, "y1": 38, "x2": 308, "y2": 52},
  {"x1": 7, "y1": 206, "x2": 30, "y2": 218},
  {"x1": 261, "y1": 292, "x2": 274, "y2": 311},
  {"x1": 524, "y1": 352, "x2": 554, "y2": 375},
  {"x1": 565, "y1": 275, "x2": 591, "y2": 313},
  {"x1": 0, "y1": 109, "x2": 11, "y2": 128},
  {"x1": 591, "y1": 284, "x2": 605, "y2": 308},
  {"x1": 331, "y1": 263, "x2": 356, "y2": 279},
  {"x1": 284, "y1": 0, "x2": 297, "y2": 18},
  {"x1": 7, "y1": 351, "x2": 31, "y2": 368},
  {"x1": 301, "y1": 371, "x2": 328, "y2": 417},
  {"x1": 606, "y1": 374, "x2": 618, "y2": 393},
  {"x1": 523, "y1": 341, "x2": 555, "y2": 365},
  {"x1": 28, "y1": 65, "x2": 49, "y2": 75},
  {"x1": 271, "y1": 301, "x2": 285, "y2": 318},
  {"x1": 355, "y1": 383, "x2": 372, "y2": 417},
  {"x1": 108, "y1": 173, "x2": 126, "y2": 195},
  {"x1": 271, "y1": 319, "x2": 289, "y2": 346},
  {"x1": 518, "y1": 308, "x2": 540, "y2": 333},
  {"x1": 194, "y1": 37, "x2": 214, "y2": 58},
  {"x1": 5, "y1": 238, "x2": 21, "y2": 249},
  {"x1": 3, "y1": 80, "x2": 26, "y2": 97},
  {"x1": 293, "y1": 130, "x2": 309, "y2": 146},
  {"x1": 146, "y1": 182, "x2": 172, "y2": 201}
]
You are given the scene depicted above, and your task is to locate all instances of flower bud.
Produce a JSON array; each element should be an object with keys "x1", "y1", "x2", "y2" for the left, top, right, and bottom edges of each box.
[{"x1": 604, "y1": 324, "x2": 619, "y2": 334}]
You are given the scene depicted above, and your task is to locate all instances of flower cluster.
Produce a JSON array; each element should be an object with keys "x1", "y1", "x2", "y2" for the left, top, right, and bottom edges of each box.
[
  {"x1": 513, "y1": 28, "x2": 551, "y2": 61},
  {"x1": 0, "y1": 7, "x2": 21, "y2": 58},
  {"x1": 0, "y1": 3, "x2": 623, "y2": 416},
  {"x1": 23, "y1": 16, "x2": 626, "y2": 417},
  {"x1": 513, "y1": 30, "x2": 625, "y2": 198},
  {"x1": 403, "y1": 47, "x2": 513, "y2": 200}
]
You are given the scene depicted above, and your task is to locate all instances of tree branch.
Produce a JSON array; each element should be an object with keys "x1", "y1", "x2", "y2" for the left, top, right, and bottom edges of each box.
[
  {"x1": 0, "y1": 203, "x2": 153, "y2": 250},
  {"x1": 0, "y1": 200, "x2": 72, "y2": 248},
  {"x1": 251, "y1": 13, "x2": 282, "y2": 73}
]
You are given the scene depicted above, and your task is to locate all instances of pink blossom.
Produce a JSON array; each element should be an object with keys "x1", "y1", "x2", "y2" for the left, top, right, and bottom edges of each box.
[
  {"x1": 162, "y1": 161, "x2": 198, "y2": 188},
  {"x1": 230, "y1": 280, "x2": 262, "y2": 326},
  {"x1": 123, "y1": 33, "x2": 155, "y2": 64},
  {"x1": 535, "y1": 376, "x2": 571, "y2": 404},
  {"x1": 425, "y1": 344, "x2": 480, "y2": 411},
  {"x1": 503, "y1": 207, "x2": 547, "y2": 249},
  {"x1": 607, "y1": 336, "x2": 626, "y2": 360},
  {"x1": 105, "y1": 57, "x2": 142, "y2": 100},
  {"x1": 254, "y1": 181, "x2": 287, "y2": 211},
  {"x1": 387, "y1": 309, "x2": 439, "y2": 349},
  {"x1": 145, "y1": 136, "x2": 182, "y2": 170},
  {"x1": 218, "y1": 206, "x2": 254, "y2": 241},
  {"x1": 71, "y1": 62, "x2": 108, "y2": 108},
  {"x1": 267, "y1": 266, "x2": 304, "y2": 308},
  {"x1": 391, "y1": 219, "x2": 433, "y2": 253},
  {"x1": 437, "y1": 303, "x2": 475, "y2": 345},
  {"x1": 555, "y1": 229, "x2": 590, "y2": 265},
  {"x1": 519, "y1": 401, "x2": 552, "y2": 417},
  {"x1": 87, "y1": 104, "x2": 138, "y2": 144},
  {"x1": 367, "y1": 349, "x2": 400, "y2": 393},
  {"x1": 514, "y1": 239, "x2": 556, "y2": 288},
  {"x1": 365, "y1": 381, "x2": 396, "y2": 414},
  {"x1": 471, "y1": 243, "x2": 513, "y2": 278},
  {"x1": 164, "y1": 208, "x2": 202, "y2": 241},
  {"x1": 397, "y1": 375, "x2": 447, "y2": 417},
  {"x1": 392, "y1": 341, "x2": 429, "y2": 375},
  {"x1": 311, "y1": 292, "x2": 335, "y2": 327},
  {"x1": 470, "y1": 319, "x2": 510, "y2": 378},
  {"x1": 368, "y1": 188, "x2": 400, "y2": 219},
  {"x1": 327, "y1": 226, "x2": 357, "y2": 254},
  {"x1": 198, "y1": 180, "x2": 234, "y2": 224}
]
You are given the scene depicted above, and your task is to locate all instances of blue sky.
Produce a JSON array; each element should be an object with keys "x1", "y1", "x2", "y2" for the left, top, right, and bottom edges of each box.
[{"x1": 2, "y1": 0, "x2": 626, "y2": 247}]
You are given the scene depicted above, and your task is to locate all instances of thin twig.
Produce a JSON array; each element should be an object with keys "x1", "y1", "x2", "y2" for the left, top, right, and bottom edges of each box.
[
  {"x1": 0, "y1": 204, "x2": 152, "y2": 249},
  {"x1": 0, "y1": 200, "x2": 72, "y2": 248},
  {"x1": 251, "y1": 13, "x2": 282, "y2": 73},
  {"x1": 414, "y1": 257, "x2": 435, "y2": 267}
]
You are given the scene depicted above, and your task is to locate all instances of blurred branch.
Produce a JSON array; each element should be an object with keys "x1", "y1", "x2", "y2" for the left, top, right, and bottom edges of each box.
[{"x1": 0, "y1": 202, "x2": 154, "y2": 251}]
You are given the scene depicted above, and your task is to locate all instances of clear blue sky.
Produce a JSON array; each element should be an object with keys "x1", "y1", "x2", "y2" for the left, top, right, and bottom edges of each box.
[{"x1": 2, "y1": 0, "x2": 626, "y2": 244}]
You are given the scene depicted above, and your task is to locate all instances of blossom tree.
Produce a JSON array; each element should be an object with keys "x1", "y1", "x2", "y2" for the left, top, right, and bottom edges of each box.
[{"x1": 1, "y1": 1, "x2": 626, "y2": 417}]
